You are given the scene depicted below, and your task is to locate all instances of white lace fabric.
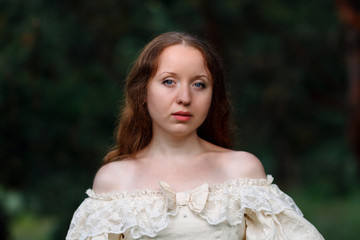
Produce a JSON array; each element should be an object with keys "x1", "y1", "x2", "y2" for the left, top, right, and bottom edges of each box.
[{"x1": 66, "y1": 175, "x2": 324, "y2": 240}]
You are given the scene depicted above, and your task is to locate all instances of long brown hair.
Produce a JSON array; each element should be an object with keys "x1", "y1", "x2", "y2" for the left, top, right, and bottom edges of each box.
[{"x1": 104, "y1": 32, "x2": 231, "y2": 164}]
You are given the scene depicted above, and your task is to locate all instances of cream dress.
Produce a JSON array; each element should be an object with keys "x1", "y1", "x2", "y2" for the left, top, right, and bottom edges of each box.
[{"x1": 66, "y1": 175, "x2": 324, "y2": 240}]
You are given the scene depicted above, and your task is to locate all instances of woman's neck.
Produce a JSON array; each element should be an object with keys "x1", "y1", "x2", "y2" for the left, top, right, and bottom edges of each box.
[{"x1": 138, "y1": 130, "x2": 206, "y2": 163}]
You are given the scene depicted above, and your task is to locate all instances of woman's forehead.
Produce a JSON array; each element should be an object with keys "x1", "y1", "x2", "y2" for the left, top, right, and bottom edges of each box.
[{"x1": 154, "y1": 45, "x2": 211, "y2": 79}]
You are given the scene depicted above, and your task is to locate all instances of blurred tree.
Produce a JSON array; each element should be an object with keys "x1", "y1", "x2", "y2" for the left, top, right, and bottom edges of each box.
[
  {"x1": 336, "y1": 0, "x2": 360, "y2": 176},
  {"x1": 0, "y1": 0, "x2": 357, "y2": 239},
  {"x1": 0, "y1": 206, "x2": 9, "y2": 240}
]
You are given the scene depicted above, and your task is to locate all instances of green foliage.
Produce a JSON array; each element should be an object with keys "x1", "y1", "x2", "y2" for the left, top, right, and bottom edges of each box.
[
  {"x1": 0, "y1": 0, "x2": 357, "y2": 239},
  {"x1": 290, "y1": 188, "x2": 360, "y2": 240}
]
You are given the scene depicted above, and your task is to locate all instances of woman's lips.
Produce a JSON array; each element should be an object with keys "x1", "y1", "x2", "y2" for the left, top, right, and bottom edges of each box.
[{"x1": 172, "y1": 111, "x2": 192, "y2": 121}]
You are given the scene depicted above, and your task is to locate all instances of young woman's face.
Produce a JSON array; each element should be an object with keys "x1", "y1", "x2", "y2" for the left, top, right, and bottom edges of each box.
[{"x1": 147, "y1": 44, "x2": 213, "y2": 137}]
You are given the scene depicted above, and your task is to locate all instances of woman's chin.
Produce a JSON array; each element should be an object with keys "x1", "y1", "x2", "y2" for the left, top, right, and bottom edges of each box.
[{"x1": 164, "y1": 127, "x2": 199, "y2": 138}]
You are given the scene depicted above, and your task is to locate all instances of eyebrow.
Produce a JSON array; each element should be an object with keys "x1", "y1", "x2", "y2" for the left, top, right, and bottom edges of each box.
[
  {"x1": 194, "y1": 74, "x2": 210, "y2": 79},
  {"x1": 157, "y1": 72, "x2": 210, "y2": 81},
  {"x1": 158, "y1": 71, "x2": 178, "y2": 77}
]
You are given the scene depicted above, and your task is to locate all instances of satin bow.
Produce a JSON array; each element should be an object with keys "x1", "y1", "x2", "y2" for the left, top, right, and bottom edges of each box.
[{"x1": 159, "y1": 181, "x2": 209, "y2": 214}]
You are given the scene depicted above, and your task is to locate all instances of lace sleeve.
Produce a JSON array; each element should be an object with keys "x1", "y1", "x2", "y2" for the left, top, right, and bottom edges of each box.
[
  {"x1": 242, "y1": 184, "x2": 324, "y2": 240},
  {"x1": 196, "y1": 176, "x2": 302, "y2": 225},
  {"x1": 65, "y1": 190, "x2": 170, "y2": 240},
  {"x1": 196, "y1": 176, "x2": 324, "y2": 239},
  {"x1": 245, "y1": 208, "x2": 324, "y2": 240}
]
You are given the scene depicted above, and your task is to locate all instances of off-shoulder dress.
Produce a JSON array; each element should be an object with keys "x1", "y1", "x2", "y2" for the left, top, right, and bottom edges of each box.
[{"x1": 66, "y1": 175, "x2": 324, "y2": 240}]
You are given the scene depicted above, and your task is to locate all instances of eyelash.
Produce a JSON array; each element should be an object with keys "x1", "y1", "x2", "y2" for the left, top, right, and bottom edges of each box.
[
  {"x1": 193, "y1": 82, "x2": 206, "y2": 89},
  {"x1": 163, "y1": 79, "x2": 174, "y2": 84},
  {"x1": 162, "y1": 79, "x2": 175, "y2": 86}
]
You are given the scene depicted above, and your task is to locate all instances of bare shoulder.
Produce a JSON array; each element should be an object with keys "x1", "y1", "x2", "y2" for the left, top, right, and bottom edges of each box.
[
  {"x1": 217, "y1": 150, "x2": 266, "y2": 179},
  {"x1": 92, "y1": 159, "x2": 136, "y2": 193}
]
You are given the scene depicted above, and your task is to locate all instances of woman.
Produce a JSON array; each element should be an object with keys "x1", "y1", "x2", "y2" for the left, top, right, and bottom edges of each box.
[{"x1": 66, "y1": 32, "x2": 324, "y2": 240}]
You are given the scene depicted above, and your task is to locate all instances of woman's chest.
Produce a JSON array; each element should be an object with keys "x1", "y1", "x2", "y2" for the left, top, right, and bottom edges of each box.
[{"x1": 131, "y1": 160, "x2": 228, "y2": 192}]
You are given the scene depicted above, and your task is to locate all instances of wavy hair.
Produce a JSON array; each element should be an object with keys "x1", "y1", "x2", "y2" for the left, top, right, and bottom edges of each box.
[{"x1": 104, "y1": 32, "x2": 231, "y2": 164}]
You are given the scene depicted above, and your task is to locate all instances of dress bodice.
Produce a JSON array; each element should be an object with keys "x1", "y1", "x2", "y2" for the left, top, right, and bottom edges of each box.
[{"x1": 66, "y1": 176, "x2": 324, "y2": 240}]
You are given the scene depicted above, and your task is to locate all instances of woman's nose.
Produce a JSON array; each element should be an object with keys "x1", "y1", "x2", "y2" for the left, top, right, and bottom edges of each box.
[{"x1": 176, "y1": 86, "x2": 191, "y2": 105}]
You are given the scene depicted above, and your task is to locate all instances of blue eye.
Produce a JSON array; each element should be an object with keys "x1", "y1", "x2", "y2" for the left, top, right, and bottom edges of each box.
[
  {"x1": 194, "y1": 82, "x2": 206, "y2": 89},
  {"x1": 162, "y1": 79, "x2": 175, "y2": 86}
]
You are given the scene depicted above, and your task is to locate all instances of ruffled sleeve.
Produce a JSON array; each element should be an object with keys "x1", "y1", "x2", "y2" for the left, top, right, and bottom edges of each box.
[
  {"x1": 65, "y1": 189, "x2": 172, "y2": 240},
  {"x1": 245, "y1": 208, "x2": 324, "y2": 240},
  {"x1": 241, "y1": 180, "x2": 324, "y2": 240}
]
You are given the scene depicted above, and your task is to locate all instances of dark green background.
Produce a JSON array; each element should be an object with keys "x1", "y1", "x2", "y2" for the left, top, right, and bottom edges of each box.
[{"x1": 1, "y1": 0, "x2": 359, "y2": 239}]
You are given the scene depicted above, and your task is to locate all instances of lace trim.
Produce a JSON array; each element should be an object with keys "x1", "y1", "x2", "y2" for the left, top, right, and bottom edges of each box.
[
  {"x1": 198, "y1": 183, "x2": 302, "y2": 226},
  {"x1": 66, "y1": 193, "x2": 173, "y2": 240},
  {"x1": 86, "y1": 189, "x2": 163, "y2": 200},
  {"x1": 66, "y1": 175, "x2": 302, "y2": 240}
]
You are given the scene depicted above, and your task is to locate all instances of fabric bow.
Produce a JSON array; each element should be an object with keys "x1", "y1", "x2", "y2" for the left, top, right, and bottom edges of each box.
[{"x1": 159, "y1": 181, "x2": 209, "y2": 214}]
